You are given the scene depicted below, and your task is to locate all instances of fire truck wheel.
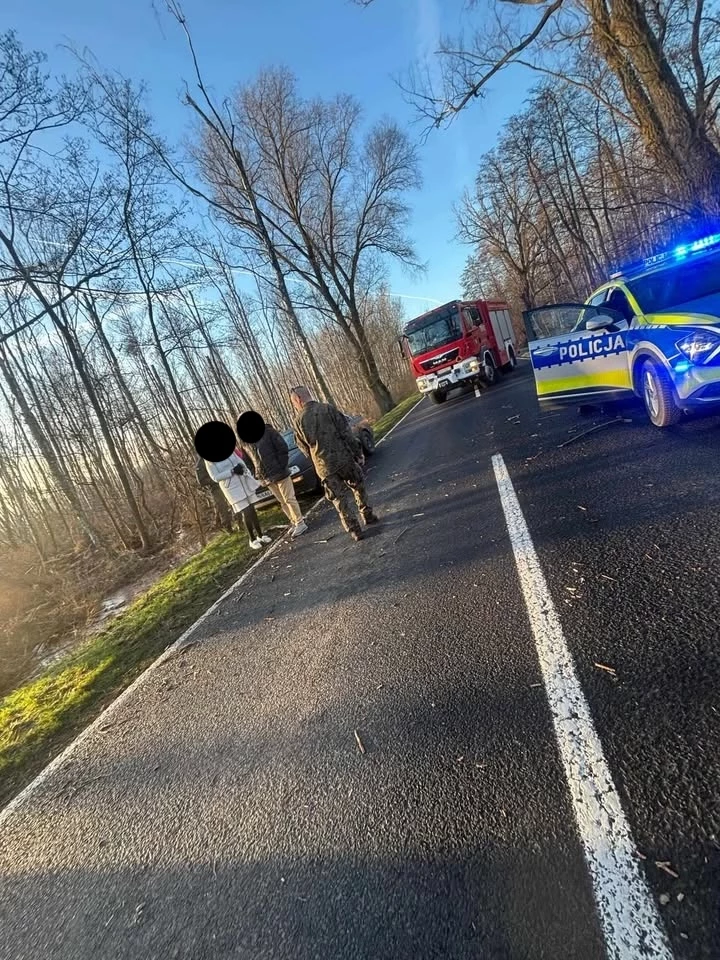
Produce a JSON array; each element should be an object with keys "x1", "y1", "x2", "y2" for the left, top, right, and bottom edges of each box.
[
  {"x1": 430, "y1": 389, "x2": 448, "y2": 404},
  {"x1": 503, "y1": 346, "x2": 517, "y2": 372},
  {"x1": 482, "y1": 356, "x2": 498, "y2": 386}
]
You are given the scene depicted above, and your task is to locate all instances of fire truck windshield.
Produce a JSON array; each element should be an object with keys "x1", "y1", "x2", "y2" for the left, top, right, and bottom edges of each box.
[{"x1": 405, "y1": 307, "x2": 461, "y2": 357}]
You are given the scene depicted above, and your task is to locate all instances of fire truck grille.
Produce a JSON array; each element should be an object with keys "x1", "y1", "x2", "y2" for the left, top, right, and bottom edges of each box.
[{"x1": 420, "y1": 349, "x2": 459, "y2": 372}]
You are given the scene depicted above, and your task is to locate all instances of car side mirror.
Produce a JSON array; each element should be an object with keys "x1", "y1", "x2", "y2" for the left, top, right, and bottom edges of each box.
[{"x1": 586, "y1": 315, "x2": 616, "y2": 331}]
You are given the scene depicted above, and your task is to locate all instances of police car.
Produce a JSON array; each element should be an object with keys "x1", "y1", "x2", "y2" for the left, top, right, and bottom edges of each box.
[{"x1": 524, "y1": 234, "x2": 720, "y2": 427}]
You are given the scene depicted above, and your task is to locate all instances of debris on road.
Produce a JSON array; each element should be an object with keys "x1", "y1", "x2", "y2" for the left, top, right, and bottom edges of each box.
[
  {"x1": 577, "y1": 505, "x2": 587, "y2": 512},
  {"x1": 99, "y1": 716, "x2": 135, "y2": 733},
  {"x1": 558, "y1": 417, "x2": 632, "y2": 448},
  {"x1": 412, "y1": 513, "x2": 425, "y2": 518},
  {"x1": 656, "y1": 861, "x2": 679, "y2": 878},
  {"x1": 677, "y1": 892, "x2": 685, "y2": 902},
  {"x1": 659, "y1": 893, "x2": 671, "y2": 906},
  {"x1": 599, "y1": 574, "x2": 618, "y2": 583},
  {"x1": 354, "y1": 729, "x2": 366, "y2": 755},
  {"x1": 594, "y1": 662, "x2": 617, "y2": 677}
]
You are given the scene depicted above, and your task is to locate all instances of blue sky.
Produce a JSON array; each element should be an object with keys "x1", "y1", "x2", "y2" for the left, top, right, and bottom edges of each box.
[{"x1": 7, "y1": 0, "x2": 534, "y2": 318}]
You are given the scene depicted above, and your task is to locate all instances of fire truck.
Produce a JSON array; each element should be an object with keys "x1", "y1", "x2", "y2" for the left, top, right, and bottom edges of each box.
[{"x1": 400, "y1": 300, "x2": 518, "y2": 404}]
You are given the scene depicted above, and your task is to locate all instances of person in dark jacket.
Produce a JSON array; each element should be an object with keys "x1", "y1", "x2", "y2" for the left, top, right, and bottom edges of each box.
[
  {"x1": 240, "y1": 423, "x2": 307, "y2": 538},
  {"x1": 290, "y1": 386, "x2": 378, "y2": 541}
]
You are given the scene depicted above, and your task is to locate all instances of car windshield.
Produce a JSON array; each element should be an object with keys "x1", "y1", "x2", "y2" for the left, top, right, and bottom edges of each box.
[
  {"x1": 405, "y1": 307, "x2": 461, "y2": 356},
  {"x1": 628, "y1": 252, "x2": 720, "y2": 314}
]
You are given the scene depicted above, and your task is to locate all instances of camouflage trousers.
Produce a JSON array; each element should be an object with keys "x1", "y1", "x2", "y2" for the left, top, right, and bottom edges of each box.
[{"x1": 322, "y1": 462, "x2": 372, "y2": 534}]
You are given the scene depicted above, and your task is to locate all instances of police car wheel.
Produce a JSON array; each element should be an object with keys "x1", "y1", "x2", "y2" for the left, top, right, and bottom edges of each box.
[{"x1": 642, "y1": 362, "x2": 682, "y2": 427}]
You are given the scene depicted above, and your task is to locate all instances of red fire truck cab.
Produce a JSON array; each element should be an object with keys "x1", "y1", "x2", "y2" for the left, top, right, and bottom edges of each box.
[{"x1": 400, "y1": 300, "x2": 518, "y2": 404}]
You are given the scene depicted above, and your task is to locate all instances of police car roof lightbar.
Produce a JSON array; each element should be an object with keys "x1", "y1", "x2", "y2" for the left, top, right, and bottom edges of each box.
[{"x1": 613, "y1": 231, "x2": 720, "y2": 279}]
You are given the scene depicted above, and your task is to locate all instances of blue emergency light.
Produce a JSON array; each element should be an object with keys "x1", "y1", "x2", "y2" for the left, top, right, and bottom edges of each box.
[{"x1": 611, "y1": 231, "x2": 720, "y2": 280}]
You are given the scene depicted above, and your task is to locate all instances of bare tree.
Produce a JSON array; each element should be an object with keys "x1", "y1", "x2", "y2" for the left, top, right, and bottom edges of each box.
[
  {"x1": 196, "y1": 68, "x2": 421, "y2": 413},
  {"x1": 459, "y1": 74, "x2": 688, "y2": 313},
  {"x1": 358, "y1": 0, "x2": 720, "y2": 217}
]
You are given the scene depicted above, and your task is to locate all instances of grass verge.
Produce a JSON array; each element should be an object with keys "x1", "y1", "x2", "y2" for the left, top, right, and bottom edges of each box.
[
  {"x1": 0, "y1": 508, "x2": 284, "y2": 809},
  {"x1": 372, "y1": 392, "x2": 422, "y2": 442},
  {"x1": 0, "y1": 394, "x2": 422, "y2": 811}
]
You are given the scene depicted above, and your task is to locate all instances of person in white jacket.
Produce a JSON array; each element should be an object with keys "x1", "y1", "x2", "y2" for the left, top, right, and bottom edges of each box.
[{"x1": 205, "y1": 450, "x2": 270, "y2": 550}]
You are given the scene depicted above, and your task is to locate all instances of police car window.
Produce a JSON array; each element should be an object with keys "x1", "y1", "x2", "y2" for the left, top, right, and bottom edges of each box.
[
  {"x1": 605, "y1": 288, "x2": 634, "y2": 323},
  {"x1": 572, "y1": 291, "x2": 608, "y2": 329},
  {"x1": 627, "y1": 252, "x2": 720, "y2": 314},
  {"x1": 525, "y1": 305, "x2": 586, "y2": 338}
]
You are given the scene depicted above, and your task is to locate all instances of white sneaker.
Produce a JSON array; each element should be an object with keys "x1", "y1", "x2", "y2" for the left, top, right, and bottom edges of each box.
[
  {"x1": 291, "y1": 521, "x2": 308, "y2": 538},
  {"x1": 249, "y1": 539, "x2": 263, "y2": 551},
  {"x1": 259, "y1": 535, "x2": 272, "y2": 544}
]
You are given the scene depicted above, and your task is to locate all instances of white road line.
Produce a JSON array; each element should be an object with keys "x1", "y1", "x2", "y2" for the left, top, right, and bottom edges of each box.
[
  {"x1": 0, "y1": 396, "x2": 425, "y2": 826},
  {"x1": 376, "y1": 395, "x2": 424, "y2": 446},
  {"x1": 491, "y1": 454, "x2": 673, "y2": 960}
]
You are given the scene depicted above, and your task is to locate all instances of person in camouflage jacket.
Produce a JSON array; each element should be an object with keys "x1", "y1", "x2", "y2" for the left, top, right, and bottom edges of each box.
[{"x1": 290, "y1": 386, "x2": 378, "y2": 541}]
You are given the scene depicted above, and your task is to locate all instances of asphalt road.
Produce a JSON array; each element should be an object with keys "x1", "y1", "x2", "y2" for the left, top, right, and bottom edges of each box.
[{"x1": 1, "y1": 364, "x2": 719, "y2": 960}]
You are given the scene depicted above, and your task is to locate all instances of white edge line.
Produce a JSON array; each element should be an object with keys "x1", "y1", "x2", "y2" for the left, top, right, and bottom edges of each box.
[
  {"x1": 0, "y1": 395, "x2": 426, "y2": 826},
  {"x1": 491, "y1": 453, "x2": 672, "y2": 960},
  {"x1": 376, "y1": 394, "x2": 425, "y2": 447}
]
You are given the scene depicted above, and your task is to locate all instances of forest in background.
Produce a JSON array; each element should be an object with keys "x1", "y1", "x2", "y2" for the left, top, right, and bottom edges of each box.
[
  {"x1": 5, "y1": 0, "x2": 720, "y2": 693},
  {"x1": 0, "y1": 26, "x2": 418, "y2": 691}
]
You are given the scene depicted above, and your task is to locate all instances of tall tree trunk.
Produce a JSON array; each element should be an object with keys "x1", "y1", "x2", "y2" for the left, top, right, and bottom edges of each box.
[
  {"x1": 588, "y1": 0, "x2": 720, "y2": 215},
  {"x1": 0, "y1": 345, "x2": 102, "y2": 548},
  {"x1": 51, "y1": 311, "x2": 153, "y2": 552}
]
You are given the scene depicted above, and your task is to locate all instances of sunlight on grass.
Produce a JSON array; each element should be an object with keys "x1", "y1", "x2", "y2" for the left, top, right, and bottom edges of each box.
[
  {"x1": 0, "y1": 391, "x2": 420, "y2": 808},
  {"x1": 373, "y1": 393, "x2": 422, "y2": 441},
  {"x1": 0, "y1": 512, "x2": 283, "y2": 804}
]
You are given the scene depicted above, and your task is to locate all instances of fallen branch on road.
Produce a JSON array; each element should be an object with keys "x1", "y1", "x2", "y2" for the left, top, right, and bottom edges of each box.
[
  {"x1": 558, "y1": 417, "x2": 632, "y2": 448},
  {"x1": 594, "y1": 662, "x2": 618, "y2": 677}
]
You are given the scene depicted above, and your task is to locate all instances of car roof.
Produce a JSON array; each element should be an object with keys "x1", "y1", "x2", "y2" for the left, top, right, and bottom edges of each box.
[{"x1": 608, "y1": 243, "x2": 720, "y2": 285}]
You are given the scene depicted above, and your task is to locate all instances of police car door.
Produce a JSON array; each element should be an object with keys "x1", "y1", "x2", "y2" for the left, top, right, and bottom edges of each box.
[{"x1": 523, "y1": 301, "x2": 633, "y2": 408}]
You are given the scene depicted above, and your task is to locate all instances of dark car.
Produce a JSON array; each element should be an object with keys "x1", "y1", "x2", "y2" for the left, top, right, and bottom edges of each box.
[{"x1": 345, "y1": 413, "x2": 376, "y2": 456}]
